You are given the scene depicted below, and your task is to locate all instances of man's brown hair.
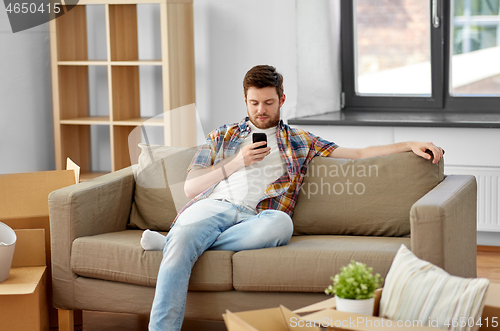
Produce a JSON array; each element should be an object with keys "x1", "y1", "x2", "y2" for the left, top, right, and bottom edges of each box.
[{"x1": 243, "y1": 65, "x2": 284, "y2": 100}]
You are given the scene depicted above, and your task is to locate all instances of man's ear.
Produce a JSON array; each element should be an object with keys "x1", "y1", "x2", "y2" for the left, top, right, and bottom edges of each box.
[{"x1": 280, "y1": 94, "x2": 286, "y2": 107}]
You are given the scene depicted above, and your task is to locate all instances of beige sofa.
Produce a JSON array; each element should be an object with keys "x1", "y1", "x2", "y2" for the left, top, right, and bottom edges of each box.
[{"x1": 48, "y1": 150, "x2": 477, "y2": 326}]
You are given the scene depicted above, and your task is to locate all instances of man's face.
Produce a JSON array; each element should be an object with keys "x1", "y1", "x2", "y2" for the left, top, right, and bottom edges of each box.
[{"x1": 245, "y1": 86, "x2": 286, "y2": 129}]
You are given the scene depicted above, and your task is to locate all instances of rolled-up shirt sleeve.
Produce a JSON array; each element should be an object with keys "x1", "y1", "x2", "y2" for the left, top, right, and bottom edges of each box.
[{"x1": 310, "y1": 132, "x2": 339, "y2": 157}]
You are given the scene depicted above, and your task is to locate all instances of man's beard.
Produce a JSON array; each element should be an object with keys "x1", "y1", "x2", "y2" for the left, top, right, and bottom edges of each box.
[{"x1": 249, "y1": 109, "x2": 280, "y2": 129}]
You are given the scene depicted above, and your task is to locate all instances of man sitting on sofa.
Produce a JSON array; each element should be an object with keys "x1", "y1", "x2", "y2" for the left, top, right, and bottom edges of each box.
[{"x1": 142, "y1": 64, "x2": 444, "y2": 331}]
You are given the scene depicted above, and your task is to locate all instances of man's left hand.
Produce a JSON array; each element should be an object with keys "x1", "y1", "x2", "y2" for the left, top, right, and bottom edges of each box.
[{"x1": 410, "y1": 142, "x2": 444, "y2": 164}]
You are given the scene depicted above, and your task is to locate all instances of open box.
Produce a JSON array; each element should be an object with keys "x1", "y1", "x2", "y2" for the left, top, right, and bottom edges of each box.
[
  {"x1": 224, "y1": 283, "x2": 500, "y2": 330},
  {"x1": 0, "y1": 229, "x2": 48, "y2": 331},
  {"x1": 0, "y1": 164, "x2": 78, "y2": 328}
]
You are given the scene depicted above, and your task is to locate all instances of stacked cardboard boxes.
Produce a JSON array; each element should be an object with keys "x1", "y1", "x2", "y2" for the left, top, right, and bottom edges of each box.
[
  {"x1": 0, "y1": 229, "x2": 48, "y2": 331},
  {"x1": 224, "y1": 285, "x2": 500, "y2": 330},
  {"x1": 0, "y1": 170, "x2": 77, "y2": 328}
]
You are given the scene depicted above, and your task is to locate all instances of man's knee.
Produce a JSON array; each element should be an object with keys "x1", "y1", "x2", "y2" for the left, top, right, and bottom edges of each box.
[
  {"x1": 260, "y1": 209, "x2": 292, "y2": 222},
  {"x1": 259, "y1": 210, "x2": 293, "y2": 236}
]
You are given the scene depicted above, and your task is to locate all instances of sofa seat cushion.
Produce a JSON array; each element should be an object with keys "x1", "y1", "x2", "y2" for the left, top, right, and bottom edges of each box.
[
  {"x1": 71, "y1": 230, "x2": 234, "y2": 291},
  {"x1": 232, "y1": 235, "x2": 410, "y2": 292}
]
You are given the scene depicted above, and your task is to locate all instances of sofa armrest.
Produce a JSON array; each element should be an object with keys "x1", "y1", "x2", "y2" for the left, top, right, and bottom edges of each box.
[
  {"x1": 410, "y1": 174, "x2": 477, "y2": 278},
  {"x1": 48, "y1": 166, "x2": 135, "y2": 309}
]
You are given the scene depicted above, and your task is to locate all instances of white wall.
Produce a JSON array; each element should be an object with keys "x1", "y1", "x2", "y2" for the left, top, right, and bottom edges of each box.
[
  {"x1": 0, "y1": 9, "x2": 55, "y2": 174},
  {"x1": 193, "y1": 0, "x2": 297, "y2": 137}
]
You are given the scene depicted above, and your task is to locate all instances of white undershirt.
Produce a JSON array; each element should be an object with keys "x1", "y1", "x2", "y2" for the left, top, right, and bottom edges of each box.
[{"x1": 208, "y1": 122, "x2": 286, "y2": 210}]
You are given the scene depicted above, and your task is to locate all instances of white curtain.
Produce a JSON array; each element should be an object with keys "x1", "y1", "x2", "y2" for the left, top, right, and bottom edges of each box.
[{"x1": 296, "y1": 0, "x2": 342, "y2": 117}]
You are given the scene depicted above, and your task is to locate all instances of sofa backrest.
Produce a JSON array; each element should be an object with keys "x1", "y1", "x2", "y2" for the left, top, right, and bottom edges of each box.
[
  {"x1": 129, "y1": 145, "x2": 444, "y2": 235},
  {"x1": 292, "y1": 152, "x2": 444, "y2": 237}
]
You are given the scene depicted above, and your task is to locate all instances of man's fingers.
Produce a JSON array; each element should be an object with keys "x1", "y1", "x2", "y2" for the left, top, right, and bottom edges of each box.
[
  {"x1": 424, "y1": 145, "x2": 443, "y2": 164},
  {"x1": 243, "y1": 145, "x2": 270, "y2": 166},
  {"x1": 253, "y1": 146, "x2": 270, "y2": 155},
  {"x1": 414, "y1": 148, "x2": 432, "y2": 161},
  {"x1": 432, "y1": 146, "x2": 443, "y2": 163},
  {"x1": 249, "y1": 141, "x2": 267, "y2": 149},
  {"x1": 412, "y1": 142, "x2": 443, "y2": 164},
  {"x1": 253, "y1": 149, "x2": 270, "y2": 160}
]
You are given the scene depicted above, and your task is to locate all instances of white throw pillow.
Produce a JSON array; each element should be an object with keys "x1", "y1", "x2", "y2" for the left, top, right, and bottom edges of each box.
[
  {"x1": 379, "y1": 245, "x2": 489, "y2": 331},
  {"x1": 129, "y1": 143, "x2": 197, "y2": 231}
]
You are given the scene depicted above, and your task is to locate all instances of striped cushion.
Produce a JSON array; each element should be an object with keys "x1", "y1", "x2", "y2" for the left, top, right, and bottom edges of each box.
[{"x1": 379, "y1": 245, "x2": 489, "y2": 331}]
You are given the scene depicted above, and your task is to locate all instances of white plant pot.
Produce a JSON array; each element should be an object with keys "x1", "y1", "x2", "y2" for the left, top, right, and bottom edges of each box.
[
  {"x1": 0, "y1": 222, "x2": 17, "y2": 283},
  {"x1": 335, "y1": 296, "x2": 375, "y2": 316}
]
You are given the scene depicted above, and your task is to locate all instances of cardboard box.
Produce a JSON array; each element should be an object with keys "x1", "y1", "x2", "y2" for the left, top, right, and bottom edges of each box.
[
  {"x1": 0, "y1": 229, "x2": 48, "y2": 331},
  {"x1": 224, "y1": 284, "x2": 500, "y2": 330},
  {"x1": 0, "y1": 169, "x2": 77, "y2": 328}
]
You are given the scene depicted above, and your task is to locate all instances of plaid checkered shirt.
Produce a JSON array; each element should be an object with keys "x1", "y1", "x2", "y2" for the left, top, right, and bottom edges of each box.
[{"x1": 171, "y1": 117, "x2": 338, "y2": 226}]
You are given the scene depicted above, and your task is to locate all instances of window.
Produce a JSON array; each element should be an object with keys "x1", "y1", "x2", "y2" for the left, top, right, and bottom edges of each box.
[
  {"x1": 451, "y1": 0, "x2": 500, "y2": 96},
  {"x1": 341, "y1": 0, "x2": 500, "y2": 112}
]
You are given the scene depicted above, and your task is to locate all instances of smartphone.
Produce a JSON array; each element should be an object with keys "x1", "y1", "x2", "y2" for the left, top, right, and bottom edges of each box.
[{"x1": 252, "y1": 133, "x2": 267, "y2": 149}]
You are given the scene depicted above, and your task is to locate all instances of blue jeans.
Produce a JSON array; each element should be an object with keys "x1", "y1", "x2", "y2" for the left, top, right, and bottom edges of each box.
[{"x1": 148, "y1": 199, "x2": 294, "y2": 331}]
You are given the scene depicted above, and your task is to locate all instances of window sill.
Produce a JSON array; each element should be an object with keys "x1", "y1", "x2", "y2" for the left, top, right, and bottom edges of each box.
[{"x1": 287, "y1": 110, "x2": 500, "y2": 128}]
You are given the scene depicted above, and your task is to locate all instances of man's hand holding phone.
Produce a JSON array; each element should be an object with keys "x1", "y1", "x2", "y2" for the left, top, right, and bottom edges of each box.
[{"x1": 238, "y1": 133, "x2": 270, "y2": 166}]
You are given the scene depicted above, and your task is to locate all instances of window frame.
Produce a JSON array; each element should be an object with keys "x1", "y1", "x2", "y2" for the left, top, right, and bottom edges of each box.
[{"x1": 341, "y1": 0, "x2": 500, "y2": 113}]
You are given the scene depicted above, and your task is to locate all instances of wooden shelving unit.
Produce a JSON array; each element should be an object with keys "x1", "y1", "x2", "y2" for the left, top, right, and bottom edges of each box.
[{"x1": 50, "y1": 0, "x2": 196, "y2": 177}]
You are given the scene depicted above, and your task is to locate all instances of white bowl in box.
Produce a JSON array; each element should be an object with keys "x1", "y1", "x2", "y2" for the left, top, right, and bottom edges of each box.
[{"x1": 0, "y1": 222, "x2": 17, "y2": 282}]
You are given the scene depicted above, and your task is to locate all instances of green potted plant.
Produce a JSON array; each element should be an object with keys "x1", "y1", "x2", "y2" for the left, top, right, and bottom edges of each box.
[{"x1": 325, "y1": 260, "x2": 383, "y2": 316}]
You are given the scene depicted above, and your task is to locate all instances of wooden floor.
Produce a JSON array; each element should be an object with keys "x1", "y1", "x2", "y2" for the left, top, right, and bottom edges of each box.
[
  {"x1": 477, "y1": 246, "x2": 500, "y2": 283},
  {"x1": 79, "y1": 247, "x2": 500, "y2": 331}
]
